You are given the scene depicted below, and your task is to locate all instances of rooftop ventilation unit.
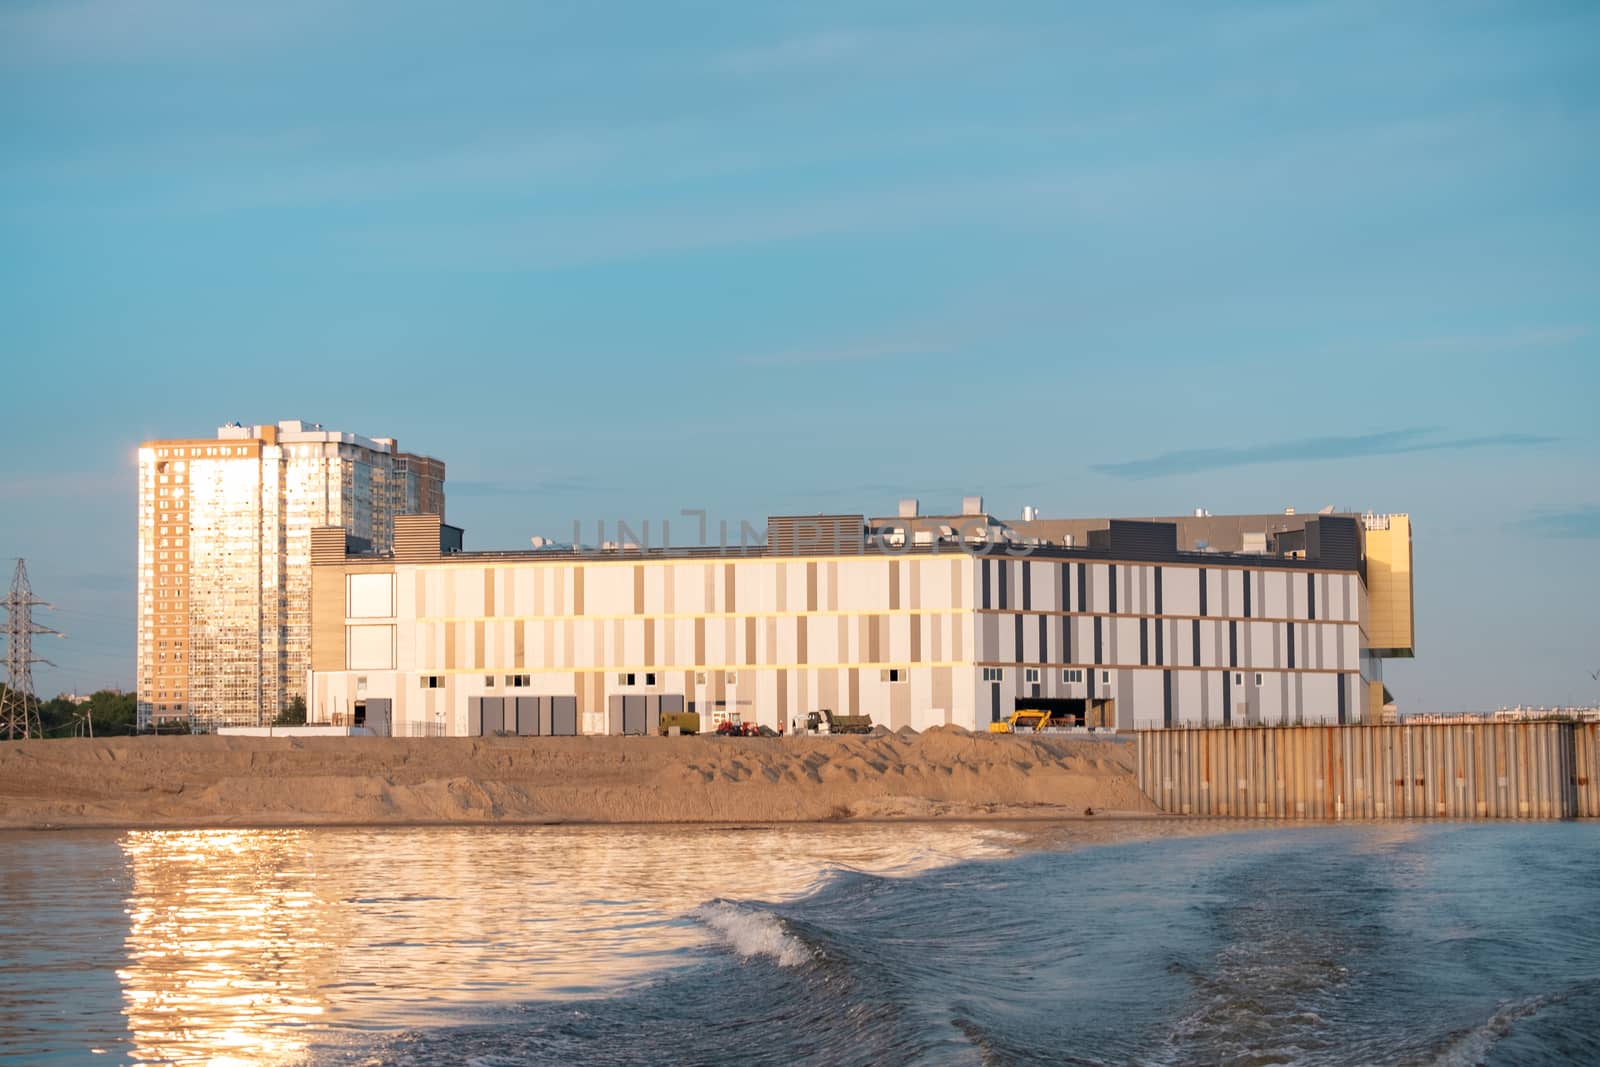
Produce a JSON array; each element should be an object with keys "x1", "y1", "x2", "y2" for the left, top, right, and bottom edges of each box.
[
  {"x1": 898, "y1": 498, "x2": 919, "y2": 518},
  {"x1": 1021, "y1": 505, "x2": 1038, "y2": 521},
  {"x1": 961, "y1": 495, "x2": 984, "y2": 516}
]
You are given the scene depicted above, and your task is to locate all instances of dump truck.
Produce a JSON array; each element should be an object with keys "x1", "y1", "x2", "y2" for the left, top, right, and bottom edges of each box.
[
  {"x1": 659, "y1": 711, "x2": 700, "y2": 736},
  {"x1": 805, "y1": 709, "x2": 873, "y2": 735}
]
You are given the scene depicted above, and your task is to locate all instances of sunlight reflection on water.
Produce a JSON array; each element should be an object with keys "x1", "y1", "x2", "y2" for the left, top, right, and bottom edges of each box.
[{"x1": 104, "y1": 823, "x2": 1026, "y2": 1065}]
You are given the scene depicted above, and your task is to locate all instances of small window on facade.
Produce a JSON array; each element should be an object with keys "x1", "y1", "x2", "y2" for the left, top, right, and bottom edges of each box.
[
  {"x1": 881, "y1": 668, "x2": 906, "y2": 682},
  {"x1": 695, "y1": 672, "x2": 707, "y2": 684},
  {"x1": 644, "y1": 672, "x2": 656, "y2": 686},
  {"x1": 1102, "y1": 671, "x2": 1110, "y2": 683},
  {"x1": 1255, "y1": 673, "x2": 1264, "y2": 686},
  {"x1": 506, "y1": 674, "x2": 530, "y2": 688},
  {"x1": 484, "y1": 674, "x2": 495, "y2": 687},
  {"x1": 1024, "y1": 668, "x2": 1040, "y2": 684},
  {"x1": 982, "y1": 667, "x2": 1003, "y2": 682},
  {"x1": 1234, "y1": 672, "x2": 1244, "y2": 686},
  {"x1": 726, "y1": 672, "x2": 737, "y2": 684}
]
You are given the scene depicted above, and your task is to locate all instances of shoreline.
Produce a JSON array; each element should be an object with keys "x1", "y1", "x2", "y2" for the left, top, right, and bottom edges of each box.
[
  {"x1": 0, "y1": 810, "x2": 1170, "y2": 834},
  {"x1": 0, "y1": 728, "x2": 1160, "y2": 832}
]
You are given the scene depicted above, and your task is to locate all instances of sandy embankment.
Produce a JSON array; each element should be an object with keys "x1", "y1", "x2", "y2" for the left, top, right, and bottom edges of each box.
[{"x1": 0, "y1": 726, "x2": 1159, "y2": 830}]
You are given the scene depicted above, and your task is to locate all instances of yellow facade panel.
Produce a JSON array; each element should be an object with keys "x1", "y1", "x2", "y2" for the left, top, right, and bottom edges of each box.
[{"x1": 1364, "y1": 515, "x2": 1414, "y2": 655}]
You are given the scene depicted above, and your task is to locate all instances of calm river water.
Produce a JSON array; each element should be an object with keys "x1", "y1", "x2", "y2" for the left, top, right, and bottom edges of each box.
[{"x1": 1, "y1": 821, "x2": 1596, "y2": 1065}]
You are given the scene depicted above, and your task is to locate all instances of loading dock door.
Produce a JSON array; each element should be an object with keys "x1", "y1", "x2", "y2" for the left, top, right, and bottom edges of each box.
[
  {"x1": 550, "y1": 696, "x2": 577, "y2": 736},
  {"x1": 1013, "y1": 697, "x2": 1087, "y2": 727},
  {"x1": 362, "y1": 698, "x2": 393, "y2": 736},
  {"x1": 467, "y1": 697, "x2": 483, "y2": 737},
  {"x1": 480, "y1": 697, "x2": 506, "y2": 735},
  {"x1": 516, "y1": 696, "x2": 542, "y2": 736},
  {"x1": 623, "y1": 695, "x2": 647, "y2": 735}
]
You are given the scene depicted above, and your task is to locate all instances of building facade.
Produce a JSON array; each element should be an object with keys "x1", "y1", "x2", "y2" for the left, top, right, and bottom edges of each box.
[
  {"x1": 306, "y1": 503, "x2": 1414, "y2": 736},
  {"x1": 137, "y1": 421, "x2": 446, "y2": 730}
]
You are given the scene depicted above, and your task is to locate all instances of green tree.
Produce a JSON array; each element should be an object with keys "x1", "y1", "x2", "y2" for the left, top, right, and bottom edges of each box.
[
  {"x1": 83, "y1": 690, "x2": 138, "y2": 735},
  {"x1": 275, "y1": 696, "x2": 307, "y2": 726}
]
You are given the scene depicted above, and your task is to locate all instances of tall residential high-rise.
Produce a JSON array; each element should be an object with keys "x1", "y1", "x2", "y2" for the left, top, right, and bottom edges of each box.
[{"x1": 137, "y1": 420, "x2": 446, "y2": 731}]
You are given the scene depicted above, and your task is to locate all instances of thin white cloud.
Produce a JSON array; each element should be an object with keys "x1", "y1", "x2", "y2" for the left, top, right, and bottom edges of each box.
[
  {"x1": 716, "y1": 31, "x2": 867, "y2": 75},
  {"x1": 1413, "y1": 327, "x2": 1591, "y2": 353},
  {"x1": 333, "y1": 168, "x2": 1092, "y2": 272},
  {"x1": 713, "y1": 24, "x2": 1021, "y2": 77},
  {"x1": 738, "y1": 339, "x2": 940, "y2": 368},
  {"x1": 0, "y1": 472, "x2": 127, "y2": 499},
  {"x1": 0, "y1": 0, "x2": 341, "y2": 65}
]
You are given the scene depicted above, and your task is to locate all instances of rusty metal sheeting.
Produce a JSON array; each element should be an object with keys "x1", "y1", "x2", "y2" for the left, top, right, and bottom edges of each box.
[{"x1": 1136, "y1": 723, "x2": 1600, "y2": 820}]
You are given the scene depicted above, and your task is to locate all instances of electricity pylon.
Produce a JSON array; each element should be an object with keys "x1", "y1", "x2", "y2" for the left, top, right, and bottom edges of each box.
[{"x1": 1, "y1": 559, "x2": 62, "y2": 740}]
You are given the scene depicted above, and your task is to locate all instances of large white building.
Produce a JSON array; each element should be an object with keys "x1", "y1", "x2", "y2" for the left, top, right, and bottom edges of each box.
[
  {"x1": 136, "y1": 421, "x2": 447, "y2": 730},
  {"x1": 305, "y1": 501, "x2": 1414, "y2": 736}
]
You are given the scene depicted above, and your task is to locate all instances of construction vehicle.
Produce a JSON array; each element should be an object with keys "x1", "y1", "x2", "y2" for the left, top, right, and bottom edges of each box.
[
  {"x1": 805, "y1": 709, "x2": 873, "y2": 735},
  {"x1": 714, "y1": 719, "x2": 761, "y2": 737},
  {"x1": 988, "y1": 708, "x2": 1054, "y2": 734},
  {"x1": 659, "y1": 711, "x2": 700, "y2": 736}
]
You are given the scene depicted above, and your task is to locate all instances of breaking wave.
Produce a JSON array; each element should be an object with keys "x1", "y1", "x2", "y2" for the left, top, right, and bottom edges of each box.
[{"x1": 692, "y1": 901, "x2": 815, "y2": 969}]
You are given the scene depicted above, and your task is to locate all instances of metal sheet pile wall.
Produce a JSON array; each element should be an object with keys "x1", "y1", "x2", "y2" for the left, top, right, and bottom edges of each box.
[{"x1": 1136, "y1": 723, "x2": 1599, "y2": 819}]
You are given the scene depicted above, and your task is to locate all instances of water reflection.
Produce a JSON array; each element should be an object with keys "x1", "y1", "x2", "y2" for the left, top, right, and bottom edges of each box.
[
  {"x1": 110, "y1": 823, "x2": 1028, "y2": 1065},
  {"x1": 119, "y1": 830, "x2": 332, "y2": 1065}
]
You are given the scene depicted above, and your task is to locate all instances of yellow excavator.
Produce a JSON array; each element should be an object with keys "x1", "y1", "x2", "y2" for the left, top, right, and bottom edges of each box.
[{"x1": 989, "y1": 709, "x2": 1055, "y2": 734}]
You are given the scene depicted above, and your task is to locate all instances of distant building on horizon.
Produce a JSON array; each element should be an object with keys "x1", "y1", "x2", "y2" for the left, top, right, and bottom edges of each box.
[
  {"x1": 136, "y1": 420, "x2": 447, "y2": 731},
  {"x1": 304, "y1": 500, "x2": 1414, "y2": 737}
]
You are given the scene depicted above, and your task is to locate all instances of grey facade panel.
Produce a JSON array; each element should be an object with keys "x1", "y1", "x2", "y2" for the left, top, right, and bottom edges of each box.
[
  {"x1": 623, "y1": 694, "x2": 647, "y2": 735},
  {"x1": 551, "y1": 696, "x2": 577, "y2": 736},
  {"x1": 1305, "y1": 516, "x2": 1361, "y2": 570},
  {"x1": 516, "y1": 696, "x2": 542, "y2": 736},
  {"x1": 362, "y1": 698, "x2": 392, "y2": 737},
  {"x1": 481, "y1": 696, "x2": 505, "y2": 735}
]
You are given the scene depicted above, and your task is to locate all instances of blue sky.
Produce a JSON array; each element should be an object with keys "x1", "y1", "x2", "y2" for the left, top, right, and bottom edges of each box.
[{"x1": 1, "y1": 0, "x2": 1596, "y2": 711}]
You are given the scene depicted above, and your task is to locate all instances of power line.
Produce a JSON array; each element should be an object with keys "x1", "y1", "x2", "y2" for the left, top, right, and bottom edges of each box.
[{"x1": 1, "y1": 560, "x2": 65, "y2": 741}]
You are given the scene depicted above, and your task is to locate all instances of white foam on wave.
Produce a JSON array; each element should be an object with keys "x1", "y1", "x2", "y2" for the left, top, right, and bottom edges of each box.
[{"x1": 694, "y1": 902, "x2": 813, "y2": 968}]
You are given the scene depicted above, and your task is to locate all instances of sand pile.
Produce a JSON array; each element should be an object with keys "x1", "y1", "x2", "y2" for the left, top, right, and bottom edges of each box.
[{"x1": 0, "y1": 728, "x2": 1157, "y2": 830}]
